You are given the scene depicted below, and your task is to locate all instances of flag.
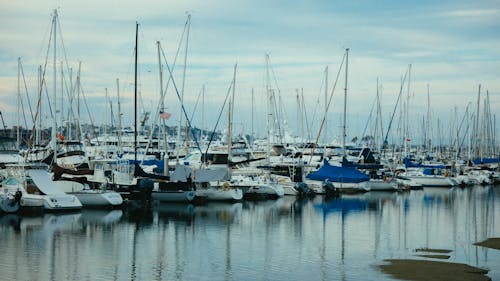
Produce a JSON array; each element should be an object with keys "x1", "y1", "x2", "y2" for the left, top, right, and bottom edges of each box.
[{"x1": 159, "y1": 112, "x2": 171, "y2": 120}]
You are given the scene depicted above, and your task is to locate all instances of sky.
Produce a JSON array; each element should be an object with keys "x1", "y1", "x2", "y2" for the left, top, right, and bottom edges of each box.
[{"x1": 0, "y1": 0, "x2": 499, "y2": 144}]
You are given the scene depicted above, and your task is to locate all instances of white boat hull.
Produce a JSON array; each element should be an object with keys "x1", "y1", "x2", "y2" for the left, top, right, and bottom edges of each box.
[
  {"x1": 403, "y1": 175, "x2": 455, "y2": 187},
  {"x1": 71, "y1": 190, "x2": 123, "y2": 207},
  {"x1": 366, "y1": 179, "x2": 398, "y2": 191},
  {"x1": 21, "y1": 193, "x2": 82, "y2": 211},
  {"x1": 245, "y1": 183, "x2": 285, "y2": 198},
  {"x1": 196, "y1": 188, "x2": 243, "y2": 201}
]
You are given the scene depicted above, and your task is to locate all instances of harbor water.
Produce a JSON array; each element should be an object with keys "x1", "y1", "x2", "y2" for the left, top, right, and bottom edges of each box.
[{"x1": 1, "y1": 186, "x2": 499, "y2": 281}]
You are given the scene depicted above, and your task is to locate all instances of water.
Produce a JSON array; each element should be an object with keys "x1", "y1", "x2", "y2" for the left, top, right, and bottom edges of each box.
[{"x1": 1, "y1": 186, "x2": 499, "y2": 281}]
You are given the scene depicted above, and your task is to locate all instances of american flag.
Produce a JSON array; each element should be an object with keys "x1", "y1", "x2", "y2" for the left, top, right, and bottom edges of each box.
[{"x1": 159, "y1": 112, "x2": 171, "y2": 119}]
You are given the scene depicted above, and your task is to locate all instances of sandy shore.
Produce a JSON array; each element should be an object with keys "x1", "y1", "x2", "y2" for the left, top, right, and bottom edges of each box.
[
  {"x1": 379, "y1": 259, "x2": 491, "y2": 281},
  {"x1": 474, "y1": 238, "x2": 500, "y2": 250}
]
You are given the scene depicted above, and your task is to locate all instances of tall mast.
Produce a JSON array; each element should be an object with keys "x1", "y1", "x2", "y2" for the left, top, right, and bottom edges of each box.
[
  {"x1": 36, "y1": 65, "x2": 42, "y2": 145},
  {"x1": 342, "y1": 48, "x2": 349, "y2": 157},
  {"x1": 426, "y1": 83, "x2": 430, "y2": 150},
  {"x1": 116, "y1": 78, "x2": 122, "y2": 154},
  {"x1": 176, "y1": 14, "x2": 191, "y2": 163},
  {"x1": 76, "y1": 62, "x2": 82, "y2": 141},
  {"x1": 134, "y1": 22, "x2": 138, "y2": 163},
  {"x1": 202, "y1": 84, "x2": 205, "y2": 144},
  {"x1": 251, "y1": 88, "x2": 255, "y2": 144},
  {"x1": 157, "y1": 41, "x2": 168, "y2": 176},
  {"x1": 474, "y1": 84, "x2": 481, "y2": 159},
  {"x1": 265, "y1": 54, "x2": 271, "y2": 160},
  {"x1": 52, "y1": 10, "x2": 58, "y2": 155},
  {"x1": 324, "y1": 66, "x2": 328, "y2": 145},
  {"x1": 17, "y1": 57, "x2": 21, "y2": 150},
  {"x1": 228, "y1": 63, "x2": 237, "y2": 161},
  {"x1": 405, "y1": 64, "x2": 411, "y2": 157}
]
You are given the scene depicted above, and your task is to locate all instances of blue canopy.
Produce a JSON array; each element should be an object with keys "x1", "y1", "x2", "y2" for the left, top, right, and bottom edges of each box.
[
  {"x1": 306, "y1": 159, "x2": 369, "y2": 183},
  {"x1": 472, "y1": 157, "x2": 500, "y2": 165}
]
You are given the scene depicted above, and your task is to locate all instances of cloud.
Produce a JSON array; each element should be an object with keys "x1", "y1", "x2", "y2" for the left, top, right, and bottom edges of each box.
[{"x1": 0, "y1": 1, "x2": 498, "y2": 141}]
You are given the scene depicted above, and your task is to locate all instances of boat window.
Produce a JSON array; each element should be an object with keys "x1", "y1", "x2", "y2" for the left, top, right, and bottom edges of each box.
[{"x1": 2, "y1": 177, "x2": 20, "y2": 185}]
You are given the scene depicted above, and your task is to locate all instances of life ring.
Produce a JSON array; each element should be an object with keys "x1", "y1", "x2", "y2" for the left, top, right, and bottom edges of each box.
[{"x1": 222, "y1": 182, "x2": 230, "y2": 190}]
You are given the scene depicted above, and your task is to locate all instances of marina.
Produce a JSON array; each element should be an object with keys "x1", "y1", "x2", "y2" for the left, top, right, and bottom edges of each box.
[{"x1": 1, "y1": 2, "x2": 500, "y2": 280}]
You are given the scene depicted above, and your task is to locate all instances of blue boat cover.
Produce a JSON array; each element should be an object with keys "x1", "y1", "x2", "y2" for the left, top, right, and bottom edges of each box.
[
  {"x1": 306, "y1": 159, "x2": 369, "y2": 183},
  {"x1": 472, "y1": 158, "x2": 500, "y2": 165}
]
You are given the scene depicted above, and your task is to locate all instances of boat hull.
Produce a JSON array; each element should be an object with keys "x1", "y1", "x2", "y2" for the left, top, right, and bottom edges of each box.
[
  {"x1": 196, "y1": 188, "x2": 243, "y2": 201},
  {"x1": 71, "y1": 190, "x2": 123, "y2": 207}
]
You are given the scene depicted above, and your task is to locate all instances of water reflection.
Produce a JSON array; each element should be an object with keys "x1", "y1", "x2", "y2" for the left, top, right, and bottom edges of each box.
[{"x1": 0, "y1": 186, "x2": 499, "y2": 280}]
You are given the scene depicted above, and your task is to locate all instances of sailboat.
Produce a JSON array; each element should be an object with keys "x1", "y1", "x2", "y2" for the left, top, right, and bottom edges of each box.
[
  {"x1": 36, "y1": 10, "x2": 123, "y2": 207},
  {"x1": 305, "y1": 49, "x2": 370, "y2": 193}
]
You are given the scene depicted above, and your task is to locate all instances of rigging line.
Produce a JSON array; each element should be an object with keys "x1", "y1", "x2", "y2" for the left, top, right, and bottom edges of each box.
[
  {"x1": 301, "y1": 93, "x2": 312, "y2": 143},
  {"x1": 268, "y1": 56, "x2": 281, "y2": 94},
  {"x1": 204, "y1": 80, "x2": 234, "y2": 166},
  {"x1": 56, "y1": 13, "x2": 74, "y2": 89},
  {"x1": 158, "y1": 15, "x2": 189, "y2": 106},
  {"x1": 455, "y1": 103, "x2": 470, "y2": 153},
  {"x1": 27, "y1": 19, "x2": 55, "y2": 149},
  {"x1": 19, "y1": 61, "x2": 35, "y2": 124},
  {"x1": 19, "y1": 92, "x2": 29, "y2": 133},
  {"x1": 140, "y1": 29, "x2": 188, "y2": 159},
  {"x1": 162, "y1": 48, "x2": 203, "y2": 155},
  {"x1": 359, "y1": 92, "x2": 378, "y2": 146},
  {"x1": 78, "y1": 84, "x2": 95, "y2": 136},
  {"x1": 308, "y1": 51, "x2": 346, "y2": 165},
  {"x1": 382, "y1": 67, "x2": 409, "y2": 150},
  {"x1": 189, "y1": 85, "x2": 204, "y2": 123},
  {"x1": 140, "y1": 41, "x2": 184, "y2": 156}
]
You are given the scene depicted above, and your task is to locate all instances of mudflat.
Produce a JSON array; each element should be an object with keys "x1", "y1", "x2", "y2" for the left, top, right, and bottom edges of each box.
[
  {"x1": 474, "y1": 238, "x2": 500, "y2": 250},
  {"x1": 379, "y1": 259, "x2": 490, "y2": 281}
]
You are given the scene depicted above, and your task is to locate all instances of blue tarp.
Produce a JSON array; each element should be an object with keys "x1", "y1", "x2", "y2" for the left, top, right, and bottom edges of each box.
[
  {"x1": 306, "y1": 159, "x2": 369, "y2": 183},
  {"x1": 472, "y1": 158, "x2": 500, "y2": 165}
]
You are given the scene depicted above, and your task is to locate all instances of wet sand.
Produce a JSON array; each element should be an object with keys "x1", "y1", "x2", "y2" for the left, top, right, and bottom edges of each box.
[
  {"x1": 379, "y1": 259, "x2": 490, "y2": 281},
  {"x1": 474, "y1": 238, "x2": 500, "y2": 250}
]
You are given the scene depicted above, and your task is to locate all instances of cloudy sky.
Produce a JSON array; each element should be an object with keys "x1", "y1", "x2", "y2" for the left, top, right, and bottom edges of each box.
[{"x1": 0, "y1": 0, "x2": 499, "y2": 142}]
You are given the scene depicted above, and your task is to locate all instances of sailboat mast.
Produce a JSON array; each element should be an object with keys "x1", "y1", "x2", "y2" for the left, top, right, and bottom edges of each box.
[
  {"x1": 265, "y1": 54, "x2": 271, "y2": 160},
  {"x1": 134, "y1": 22, "x2": 138, "y2": 163},
  {"x1": 17, "y1": 57, "x2": 21, "y2": 150},
  {"x1": 157, "y1": 41, "x2": 168, "y2": 176},
  {"x1": 342, "y1": 48, "x2": 349, "y2": 157},
  {"x1": 474, "y1": 84, "x2": 481, "y2": 159},
  {"x1": 228, "y1": 64, "x2": 237, "y2": 161},
  {"x1": 76, "y1": 62, "x2": 82, "y2": 141},
  {"x1": 251, "y1": 88, "x2": 254, "y2": 145},
  {"x1": 36, "y1": 65, "x2": 42, "y2": 145},
  {"x1": 324, "y1": 66, "x2": 328, "y2": 145},
  {"x1": 116, "y1": 78, "x2": 122, "y2": 154},
  {"x1": 51, "y1": 10, "x2": 58, "y2": 153},
  {"x1": 176, "y1": 14, "x2": 191, "y2": 163}
]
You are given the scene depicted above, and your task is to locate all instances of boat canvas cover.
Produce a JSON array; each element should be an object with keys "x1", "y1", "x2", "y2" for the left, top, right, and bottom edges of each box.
[
  {"x1": 306, "y1": 159, "x2": 369, "y2": 183},
  {"x1": 27, "y1": 169, "x2": 66, "y2": 195},
  {"x1": 403, "y1": 158, "x2": 446, "y2": 169},
  {"x1": 192, "y1": 167, "x2": 230, "y2": 182}
]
